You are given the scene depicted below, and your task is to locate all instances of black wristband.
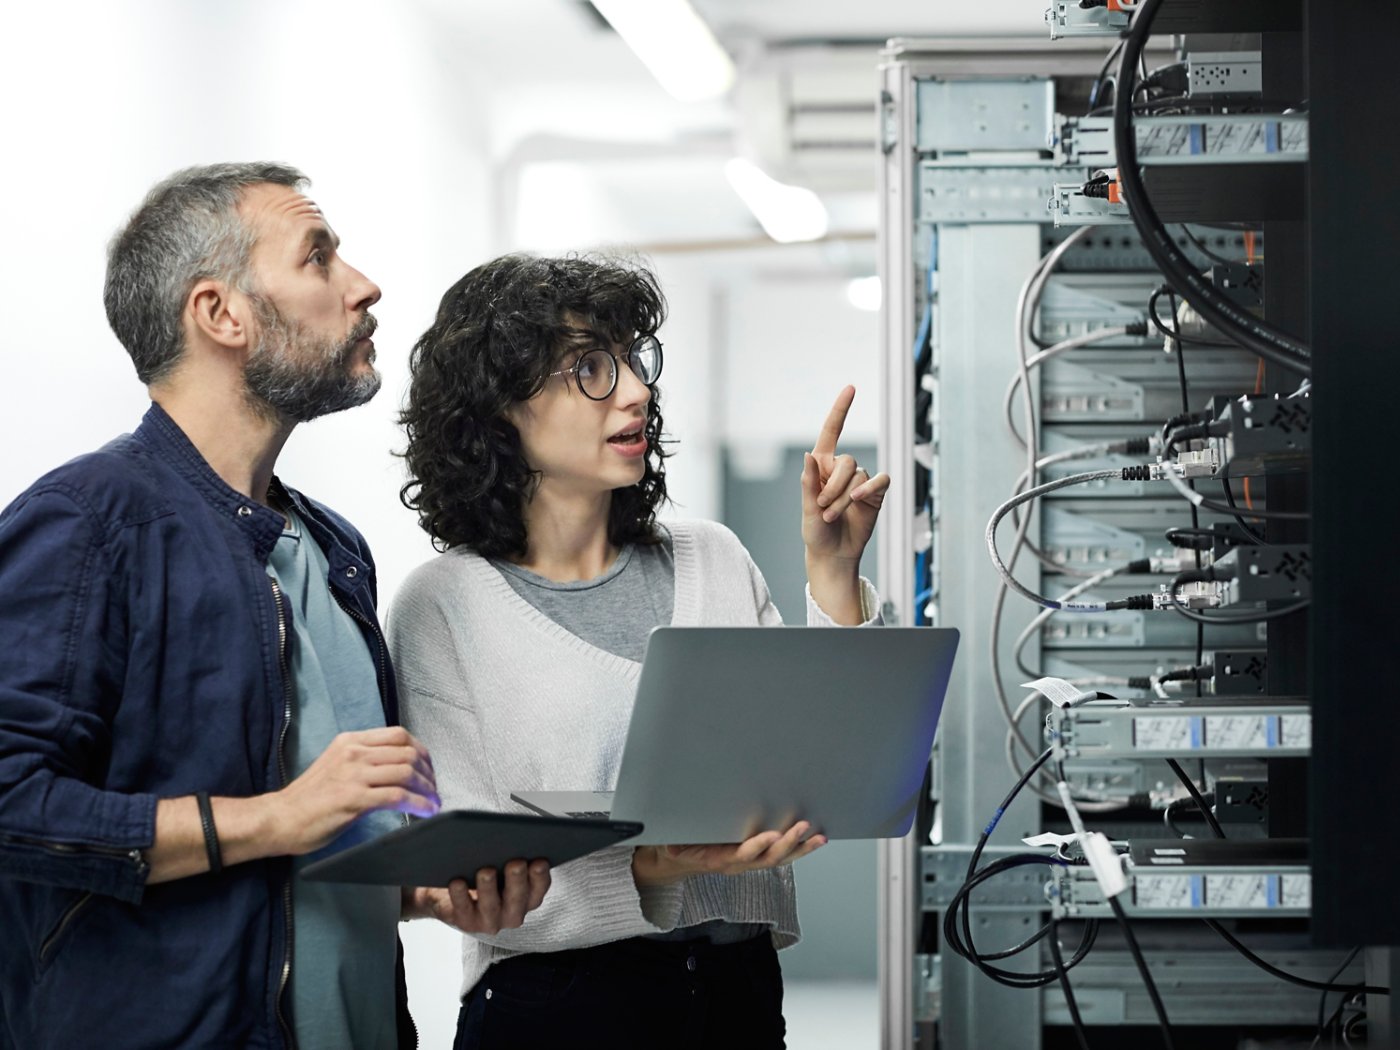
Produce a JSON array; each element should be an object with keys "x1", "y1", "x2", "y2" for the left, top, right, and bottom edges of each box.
[{"x1": 196, "y1": 791, "x2": 223, "y2": 875}]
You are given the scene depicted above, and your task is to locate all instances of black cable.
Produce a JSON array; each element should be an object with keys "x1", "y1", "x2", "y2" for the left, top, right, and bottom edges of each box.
[
  {"x1": 1316, "y1": 947, "x2": 1363, "y2": 1045},
  {"x1": 1167, "y1": 766, "x2": 1390, "y2": 999},
  {"x1": 1179, "y1": 224, "x2": 1241, "y2": 267},
  {"x1": 943, "y1": 748, "x2": 1106, "y2": 986},
  {"x1": 1113, "y1": 0, "x2": 1311, "y2": 376},
  {"x1": 1110, "y1": 896, "x2": 1176, "y2": 1050},
  {"x1": 1204, "y1": 921, "x2": 1389, "y2": 996},
  {"x1": 1050, "y1": 919, "x2": 1093, "y2": 1050},
  {"x1": 944, "y1": 855, "x2": 1102, "y2": 987},
  {"x1": 1165, "y1": 758, "x2": 1226, "y2": 839},
  {"x1": 1164, "y1": 290, "x2": 1207, "y2": 702},
  {"x1": 1088, "y1": 39, "x2": 1125, "y2": 110},
  {"x1": 1220, "y1": 478, "x2": 1269, "y2": 542},
  {"x1": 1167, "y1": 571, "x2": 1310, "y2": 626},
  {"x1": 1192, "y1": 490, "x2": 1308, "y2": 523},
  {"x1": 981, "y1": 922, "x2": 1052, "y2": 961},
  {"x1": 1164, "y1": 526, "x2": 1258, "y2": 550},
  {"x1": 1147, "y1": 286, "x2": 1235, "y2": 347}
]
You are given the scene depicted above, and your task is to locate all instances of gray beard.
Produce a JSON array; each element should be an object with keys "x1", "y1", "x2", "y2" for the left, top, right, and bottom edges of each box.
[{"x1": 243, "y1": 300, "x2": 381, "y2": 423}]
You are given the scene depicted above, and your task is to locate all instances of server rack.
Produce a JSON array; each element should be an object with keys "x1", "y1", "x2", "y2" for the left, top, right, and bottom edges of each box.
[{"x1": 874, "y1": 7, "x2": 1394, "y2": 1044}]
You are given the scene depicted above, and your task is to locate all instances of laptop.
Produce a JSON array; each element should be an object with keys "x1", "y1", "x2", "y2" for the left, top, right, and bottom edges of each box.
[{"x1": 512, "y1": 626, "x2": 958, "y2": 845}]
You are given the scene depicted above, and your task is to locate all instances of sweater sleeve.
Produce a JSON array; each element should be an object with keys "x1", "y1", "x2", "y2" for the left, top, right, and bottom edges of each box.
[
  {"x1": 805, "y1": 577, "x2": 883, "y2": 626},
  {"x1": 389, "y1": 580, "x2": 685, "y2": 953}
]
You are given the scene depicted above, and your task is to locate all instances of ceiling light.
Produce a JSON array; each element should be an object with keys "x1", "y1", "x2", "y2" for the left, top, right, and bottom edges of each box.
[
  {"x1": 724, "y1": 158, "x2": 829, "y2": 244},
  {"x1": 591, "y1": 0, "x2": 735, "y2": 102},
  {"x1": 846, "y1": 276, "x2": 883, "y2": 312}
]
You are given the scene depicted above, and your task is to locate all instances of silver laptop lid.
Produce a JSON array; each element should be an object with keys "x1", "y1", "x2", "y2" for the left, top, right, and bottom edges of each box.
[{"x1": 608, "y1": 626, "x2": 958, "y2": 844}]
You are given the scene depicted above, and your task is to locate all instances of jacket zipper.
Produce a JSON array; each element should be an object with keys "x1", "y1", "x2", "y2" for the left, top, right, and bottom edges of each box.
[
  {"x1": 38, "y1": 891, "x2": 94, "y2": 965},
  {"x1": 0, "y1": 832, "x2": 147, "y2": 868},
  {"x1": 268, "y1": 576, "x2": 298, "y2": 1050},
  {"x1": 330, "y1": 588, "x2": 389, "y2": 708}
]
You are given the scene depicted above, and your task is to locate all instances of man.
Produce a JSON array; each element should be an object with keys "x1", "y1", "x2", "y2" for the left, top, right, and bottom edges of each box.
[{"x1": 0, "y1": 163, "x2": 549, "y2": 1049}]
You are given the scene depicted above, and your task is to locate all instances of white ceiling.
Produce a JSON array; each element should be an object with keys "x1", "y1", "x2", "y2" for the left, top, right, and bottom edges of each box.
[{"x1": 412, "y1": 1, "x2": 1050, "y2": 257}]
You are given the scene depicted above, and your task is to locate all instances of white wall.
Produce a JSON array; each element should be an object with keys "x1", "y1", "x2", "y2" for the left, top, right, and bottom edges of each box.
[{"x1": 1, "y1": 2, "x2": 885, "y2": 1042}]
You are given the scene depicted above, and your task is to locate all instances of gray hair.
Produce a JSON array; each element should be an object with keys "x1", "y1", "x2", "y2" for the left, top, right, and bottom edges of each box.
[{"x1": 103, "y1": 162, "x2": 308, "y2": 384}]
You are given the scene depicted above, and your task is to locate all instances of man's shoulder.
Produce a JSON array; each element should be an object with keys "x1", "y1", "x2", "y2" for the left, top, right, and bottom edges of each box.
[{"x1": 6, "y1": 434, "x2": 173, "y2": 531}]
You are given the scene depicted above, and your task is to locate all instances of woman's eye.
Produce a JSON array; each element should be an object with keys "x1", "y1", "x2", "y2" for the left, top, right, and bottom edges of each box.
[{"x1": 576, "y1": 357, "x2": 600, "y2": 380}]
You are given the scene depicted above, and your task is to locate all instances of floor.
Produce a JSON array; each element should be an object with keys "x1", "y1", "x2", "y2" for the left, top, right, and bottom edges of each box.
[{"x1": 784, "y1": 980, "x2": 880, "y2": 1049}]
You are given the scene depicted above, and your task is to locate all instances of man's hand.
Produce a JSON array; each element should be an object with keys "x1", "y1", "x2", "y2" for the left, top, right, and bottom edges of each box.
[
  {"x1": 403, "y1": 860, "x2": 551, "y2": 934},
  {"x1": 269, "y1": 726, "x2": 441, "y2": 856},
  {"x1": 632, "y1": 821, "x2": 827, "y2": 888},
  {"x1": 146, "y1": 727, "x2": 442, "y2": 884}
]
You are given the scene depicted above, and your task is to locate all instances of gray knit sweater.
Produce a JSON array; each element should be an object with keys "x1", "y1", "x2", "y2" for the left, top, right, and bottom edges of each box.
[{"x1": 387, "y1": 519, "x2": 879, "y2": 995}]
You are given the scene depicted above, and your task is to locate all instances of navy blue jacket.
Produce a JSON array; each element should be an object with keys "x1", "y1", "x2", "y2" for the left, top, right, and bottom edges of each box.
[{"x1": 0, "y1": 403, "x2": 414, "y2": 1049}]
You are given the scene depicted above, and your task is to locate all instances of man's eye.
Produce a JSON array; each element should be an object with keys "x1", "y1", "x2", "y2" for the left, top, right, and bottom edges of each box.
[{"x1": 309, "y1": 249, "x2": 327, "y2": 267}]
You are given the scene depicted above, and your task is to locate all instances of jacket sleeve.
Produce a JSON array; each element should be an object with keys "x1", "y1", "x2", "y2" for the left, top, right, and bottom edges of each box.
[
  {"x1": 0, "y1": 487, "x2": 155, "y2": 903},
  {"x1": 389, "y1": 589, "x2": 685, "y2": 953}
]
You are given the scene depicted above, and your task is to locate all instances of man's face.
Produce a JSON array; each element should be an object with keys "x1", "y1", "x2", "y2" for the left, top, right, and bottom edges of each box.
[{"x1": 237, "y1": 183, "x2": 383, "y2": 422}]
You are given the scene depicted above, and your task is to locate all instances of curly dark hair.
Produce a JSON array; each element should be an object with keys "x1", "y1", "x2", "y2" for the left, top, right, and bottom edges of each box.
[{"x1": 399, "y1": 253, "x2": 671, "y2": 557}]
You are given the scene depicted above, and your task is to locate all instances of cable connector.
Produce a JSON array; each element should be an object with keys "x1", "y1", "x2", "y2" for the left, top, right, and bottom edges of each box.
[
  {"x1": 1120, "y1": 464, "x2": 1169, "y2": 482},
  {"x1": 1159, "y1": 663, "x2": 1215, "y2": 684},
  {"x1": 1158, "y1": 578, "x2": 1222, "y2": 610},
  {"x1": 1147, "y1": 556, "x2": 1184, "y2": 574},
  {"x1": 1125, "y1": 319, "x2": 1149, "y2": 338},
  {"x1": 1081, "y1": 169, "x2": 1122, "y2": 204},
  {"x1": 1169, "y1": 448, "x2": 1218, "y2": 479},
  {"x1": 1106, "y1": 594, "x2": 1154, "y2": 611}
]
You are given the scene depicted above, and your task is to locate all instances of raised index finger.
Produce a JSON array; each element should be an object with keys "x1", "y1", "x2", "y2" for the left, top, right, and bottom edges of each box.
[{"x1": 813, "y1": 385, "x2": 856, "y2": 456}]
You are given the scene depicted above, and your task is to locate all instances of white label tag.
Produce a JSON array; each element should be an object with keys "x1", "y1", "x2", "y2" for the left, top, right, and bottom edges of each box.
[
  {"x1": 1022, "y1": 677, "x2": 1097, "y2": 709},
  {"x1": 1023, "y1": 832, "x2": 1078, "y2": 852}
]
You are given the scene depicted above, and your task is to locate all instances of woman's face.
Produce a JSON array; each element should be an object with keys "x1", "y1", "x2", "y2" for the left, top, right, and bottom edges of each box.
[{"x1": 506, "y1": 328, "x2": 653, "y2": 503}]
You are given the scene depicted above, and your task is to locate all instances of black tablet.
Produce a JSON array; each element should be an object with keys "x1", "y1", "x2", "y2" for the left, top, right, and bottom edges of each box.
[{"x1": 300, "y1": 810, "x2": 644, "y2": 887}]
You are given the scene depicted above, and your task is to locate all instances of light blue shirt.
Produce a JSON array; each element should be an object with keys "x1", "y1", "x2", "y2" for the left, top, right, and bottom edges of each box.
[{"x1": 268, "y1": 509, "x2": 402, "y2": 1050}]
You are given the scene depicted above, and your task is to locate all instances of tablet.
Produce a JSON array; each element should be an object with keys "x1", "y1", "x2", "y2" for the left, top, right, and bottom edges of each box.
[{"x1": 300, "y1": 809, "x2": 644, "y2": 887}]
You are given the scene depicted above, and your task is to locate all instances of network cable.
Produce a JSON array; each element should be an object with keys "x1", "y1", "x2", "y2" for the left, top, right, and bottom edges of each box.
[{"x1": 1112, "y1": 0, "x2": 1312, "y2": 375}]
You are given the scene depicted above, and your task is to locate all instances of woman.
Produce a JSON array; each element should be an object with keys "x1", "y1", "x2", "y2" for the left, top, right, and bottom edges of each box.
[{"x1": 390, "y1": 253, "x2": 889, "y2": 1048}]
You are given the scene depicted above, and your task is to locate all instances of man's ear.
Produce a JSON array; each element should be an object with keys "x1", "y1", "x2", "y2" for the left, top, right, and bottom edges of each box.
[{"x1": 187, "y1": 279, "x2": 250, "y2": 352}]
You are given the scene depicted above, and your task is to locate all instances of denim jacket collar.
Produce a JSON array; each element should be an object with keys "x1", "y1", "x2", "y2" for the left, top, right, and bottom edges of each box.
[{"x1": 133, "y1": 403, "x2": 370, "y2": 595}]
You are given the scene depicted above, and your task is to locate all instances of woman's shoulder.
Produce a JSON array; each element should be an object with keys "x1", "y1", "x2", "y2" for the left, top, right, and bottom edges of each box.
[
  {"x1": 662, "y1": 518, "x2": 756, "y2": 572},
  {"x1": 662, "y1": 517, "x2": 744, "y2": 551},
  {"x1": 390, "y1": 546, "x2": 496, "y2": 618}
]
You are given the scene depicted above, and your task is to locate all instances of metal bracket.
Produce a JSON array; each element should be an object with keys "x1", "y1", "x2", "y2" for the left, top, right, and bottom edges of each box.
[{"x1": 921, "y1": 845, "x2": 1055, "y2": 910}]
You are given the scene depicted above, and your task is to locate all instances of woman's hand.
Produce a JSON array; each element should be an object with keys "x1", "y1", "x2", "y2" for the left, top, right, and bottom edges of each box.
[
  {"x1": 631, "y1": 821, "x2": 827, "y2": 887},
  {"x1": 801, "y1": 386, "x2": 890, "y2": 623}
]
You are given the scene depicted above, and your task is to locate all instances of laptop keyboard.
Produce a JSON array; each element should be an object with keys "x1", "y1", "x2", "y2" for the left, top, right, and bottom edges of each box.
[{"x1": 565, "y1": 811, "x2": 612, "y2": 819}]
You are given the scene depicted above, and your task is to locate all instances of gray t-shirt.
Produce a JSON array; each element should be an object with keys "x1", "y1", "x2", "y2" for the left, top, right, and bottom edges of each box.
[
  {"x1": 493, "y1": 536, "x2": 764, "y2": 946},
  {"x1": 268, "y1": 509, "x2": 402, "y2": 1050}
]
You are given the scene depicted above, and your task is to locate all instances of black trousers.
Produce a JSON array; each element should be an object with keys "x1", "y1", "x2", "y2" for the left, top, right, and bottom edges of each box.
[{"x1": 453, "y1": 933, "x2": 786, "y2": 1050}]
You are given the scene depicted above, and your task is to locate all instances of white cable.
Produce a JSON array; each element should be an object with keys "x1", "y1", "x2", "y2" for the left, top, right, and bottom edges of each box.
[
  {"x1": 1004, "y1": 326, "x2": 1132, "y2": 448},
  {"x1": 1162, "y1": 461, "x2": 1207, "y2": 507},
  {"x1": 1012, "y1": 566, "x2": 1125, "y2": 677},
  {"x1": 1009, "y1": 443, "x2": 1122, "y2": 578},
  {"x1": 986, "y1": 469, "x2": 1125, "y2": 610}
]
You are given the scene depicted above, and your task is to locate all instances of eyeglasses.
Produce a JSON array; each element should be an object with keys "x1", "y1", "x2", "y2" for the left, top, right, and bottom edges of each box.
[{"x1": 547, "y1": 334, "x2": 664, "y2": 401}]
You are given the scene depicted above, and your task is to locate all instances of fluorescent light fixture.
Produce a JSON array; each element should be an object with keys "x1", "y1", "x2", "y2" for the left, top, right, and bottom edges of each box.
[
  {"x1": 592, "y1": 0, "x2": 735, "y2": 102},
  {"x1": 846, "y1": 276, "x2": 883, "y2": 312},
  {"x1": 724, "y1": 158, "x2": 829, "y2": 244}
]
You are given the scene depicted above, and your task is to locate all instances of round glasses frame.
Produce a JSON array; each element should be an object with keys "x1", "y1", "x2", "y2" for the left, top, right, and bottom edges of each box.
[{"x1": 547, "y1": 334, "x2": 664, "y2": 401}]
